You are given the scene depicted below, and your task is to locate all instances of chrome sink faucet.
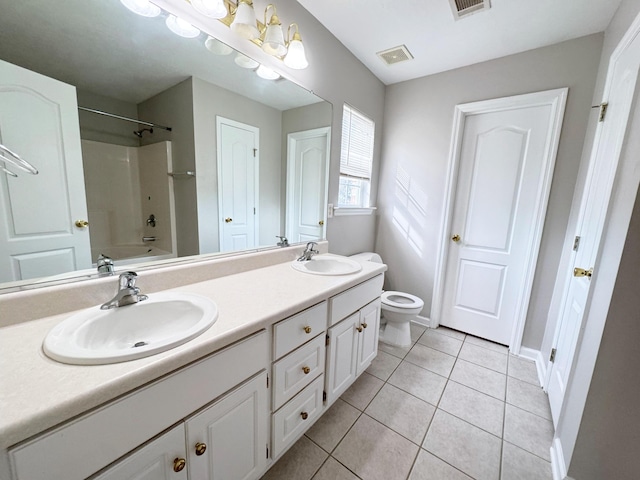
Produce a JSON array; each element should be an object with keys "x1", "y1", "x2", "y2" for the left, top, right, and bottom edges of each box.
[
  {"x1": 276, "y1": 235, "x2": 289, "y2": 247},
  {"x1": 101, "y1": 271, "x2": 148, "y2": 310},
  {"x1": 297, "y1": 242, "x2": 319, "y2": 261}
]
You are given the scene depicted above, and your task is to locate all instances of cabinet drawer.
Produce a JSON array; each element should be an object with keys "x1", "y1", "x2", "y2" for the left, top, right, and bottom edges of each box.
[
  {"x1": 329, "y1": 275, "x2": 383, "y2": 326},
  {"x1": 272, "y1": 375, "x2": 324, "y2": 459},
  {"x1": 273, "y1": 334, "x2": 325, "y2": 410},
  {"x1": 273, "y1": 301, "x2": 327, "y2": 360}
]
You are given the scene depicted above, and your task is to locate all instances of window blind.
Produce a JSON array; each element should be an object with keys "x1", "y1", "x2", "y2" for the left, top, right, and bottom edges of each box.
[{"x1": 340, "y1": 105, "x2": 375, "y2": 180}]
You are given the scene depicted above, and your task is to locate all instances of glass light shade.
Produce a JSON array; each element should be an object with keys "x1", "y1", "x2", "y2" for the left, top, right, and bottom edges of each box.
[
  {"x1": 120, "y1": 0, "x2": 161, "y2": 17},
  {"x1": 234, "y1": 53, "x2": 259, "y2": 69},
  {"x1": 262, "y1": 23, "x2": 287, "y2": 57},
  {"x1": 205, "y1": 36, "x2": 233, "y2": 55},
  {"x1": 230, "y1": 1, "x2": 259, "y2": 40},
  {"x1": 256, "y1": 64, "x2": 280, "y2": 80},
  {"x1": 284, "y1": 38, "x2": 308, "y2": 69},
  {"x1": 166, "y1": 15, "x2": 200, "y2": 38},
  {"x1": 191, "y1": 0, "x2": 227, "y2": 19}
]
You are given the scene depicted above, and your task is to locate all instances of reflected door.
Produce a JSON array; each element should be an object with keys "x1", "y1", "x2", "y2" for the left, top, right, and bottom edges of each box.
[
  {"x1": 286, "y1": 127, "x2": 330, "y2": 242},
  {"x1": 0, "y1": 59, "x2": 91, "y2": 282},
  {"x1": 441, "y1": 97, "x2": 563, "y2": 345},
  {"x1": 217, "y1": 118, "x2": 258, "y2": 252}
]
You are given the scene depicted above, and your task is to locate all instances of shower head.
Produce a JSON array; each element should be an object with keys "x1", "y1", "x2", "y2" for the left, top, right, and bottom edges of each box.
[{"x1": 134, "y1": 127, "x2": 154, "y2": 138}]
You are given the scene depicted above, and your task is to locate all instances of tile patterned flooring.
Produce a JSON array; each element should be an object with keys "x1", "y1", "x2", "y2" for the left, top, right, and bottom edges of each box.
[{"x1": 262, "y1": 325, "x2": 554, "y2": 480}]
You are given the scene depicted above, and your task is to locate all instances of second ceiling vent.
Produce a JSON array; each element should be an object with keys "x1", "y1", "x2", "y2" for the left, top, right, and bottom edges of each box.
[
  {"x1": 377, "y1": 45, "x2": 414, "y2": 66},
  {"x1": 450, "y1": 0, "x2": 491, "y2": 20}
]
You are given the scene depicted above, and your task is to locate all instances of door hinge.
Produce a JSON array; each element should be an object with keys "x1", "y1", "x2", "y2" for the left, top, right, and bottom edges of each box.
[
  {"x1": 550, "y1": 348, "x2": 557, "y2": 363},
  {"x1": 253, "y1": 148, "x2": 258, "y2": 157},
  {"x1": 323, "y1": 390, "x2": 327, "y2": 402},
  {"x1": 592, "y1": 102, "x2": 608, "y2": 122},
  {"x1": 325, "y1": 334, "x2": 330, "y2": 346},
  {"x1": 266, "y1": 374, "x2": 269, "y2": 388},
  {"x1": 254, "y1": 207, "x2": 256, "y2": 215},
  {"x1": 573, "y1": 235, "x2": 581, "y2": 252},
  {"x1": 266, "y1": 444, "x2": 269, "y2": 459}
]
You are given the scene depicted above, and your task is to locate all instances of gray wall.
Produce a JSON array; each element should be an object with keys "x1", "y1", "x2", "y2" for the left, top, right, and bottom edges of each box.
[
  {"x1": 77, "y1": 90, "x2": 139, "y2": 147},
  {"x1": 375, "y1": 34, "x2": 603, "y2": 350}
]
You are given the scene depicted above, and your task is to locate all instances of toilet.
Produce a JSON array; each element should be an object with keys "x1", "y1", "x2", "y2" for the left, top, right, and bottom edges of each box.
[{"x1": 350, "y1": 253, "x2": 424, "y2": 347}]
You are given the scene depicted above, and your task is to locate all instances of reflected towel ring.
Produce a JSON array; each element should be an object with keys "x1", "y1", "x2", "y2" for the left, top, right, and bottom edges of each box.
[{"x1": 0, "y1": 143, "x2": 39, "y2": 175}]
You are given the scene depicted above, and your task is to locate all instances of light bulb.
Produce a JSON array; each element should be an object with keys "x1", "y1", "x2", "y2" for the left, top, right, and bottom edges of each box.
[
  {"x1": 191, "y1": 0, "x2": 227, "y2": 19},
  {"x1": 256, "y1": 65, "x2": 280, "y2": 80},
  {"x1": 234, "y1": 53, "x2": 259, "y2": 69},
  {"x1": 205, "y1": 36, "x2": 233, "y2": 55},
  {"x1": 120, "y1": 0, "x2": 161, "y2": 17},
  {"x1": 284, "y1": 37, "x2": 308, "y2": 69},
  {"x1": 263, "y1": 23, "x2": 287, "y2": 56},
  {"x1": 166, "y1": 15, "x2": 201, "y2": 38},
  {"x1": 230, "y1": 1, "x2": 259, "y2": 40}
]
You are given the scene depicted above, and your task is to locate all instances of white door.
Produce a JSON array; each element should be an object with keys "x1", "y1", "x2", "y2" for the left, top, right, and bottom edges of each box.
[
  {"x1": 546, "y1": 31, "x2": 640, "y2": 426},
  {"x1": 217, "y1": 117, "x2": 258, "y2": 252},
  {"x1": 325, "y1": 312, "x2": 359, "y2": 405},
  {"x1": 93, "y1": 424, "x2": 187, "y2": 480},
  {"x1": 439, "y1": 90, "x2": 567, "y2": 345},
  {"x1": 286, "y1": 128, "x2": 330, "y2": 242},
  {"x1": 187, "y1": 373, "x2": 267, "y2": 480},
  {"x1": 0, "y1": 59, "x2": 91, "y2": 282}
]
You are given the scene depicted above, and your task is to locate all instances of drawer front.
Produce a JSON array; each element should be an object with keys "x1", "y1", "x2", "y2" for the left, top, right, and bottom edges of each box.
[
  {"x1": 272, "y1": 375, "x2": 324, "y2": 459},
  {"x1": 273, "y1": 301, "x2": 327, "y2": 360},
  {"x1": 273, "y1": 334, "x2": 326, "y2": 410},
  {"x1": 329, "y1": 274, "x2": 383, "y2": 326}
]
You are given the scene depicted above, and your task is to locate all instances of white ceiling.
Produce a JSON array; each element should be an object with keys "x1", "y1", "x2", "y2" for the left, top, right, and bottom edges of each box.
[{"x1": 297, "y1": 0, "x2": 622, "y2": 85}]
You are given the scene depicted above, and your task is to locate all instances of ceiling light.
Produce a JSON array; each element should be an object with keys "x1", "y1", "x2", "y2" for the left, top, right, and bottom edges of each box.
[
  {"x1": 261, "y1": 5, "x2": 287, "y2": 57},
  {"x1": 284, "y1": 24, "x2": 308, "y2": 69},
  {"x1": 205, "y1": 36, "x2": 233, "y2": 55},
  {"x1": 256, "y1": 64, "x2": 280, "y2": 80},
  {"x1": 120, "y1": 0, "x2": 161, "y2": 17},
  {"x1": 191, "y1": 0, "x2": 227, "y2": 19},
  {"x1": 166, "y1": 15, "x2": 201, "y2": 38},
  {"x1": 230, "y1": 0, "x2": 259, "y2": 40},
  {"x1": 234, "y1": 53, "x2": 259, "y2": 69}
]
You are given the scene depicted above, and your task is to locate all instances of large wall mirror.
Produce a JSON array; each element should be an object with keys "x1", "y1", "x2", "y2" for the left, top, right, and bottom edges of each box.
[{"x1": 0, "y1": 0, "x2": 332, "y2": 292}]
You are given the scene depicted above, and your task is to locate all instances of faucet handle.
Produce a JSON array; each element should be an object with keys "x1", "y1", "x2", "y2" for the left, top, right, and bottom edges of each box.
[{"x1": 119, "y1": 271, "x2": 139, "y2": 289}]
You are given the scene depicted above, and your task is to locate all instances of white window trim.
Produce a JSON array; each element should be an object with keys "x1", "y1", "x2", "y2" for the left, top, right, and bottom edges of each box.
[{"x1": 333, "y1": 207, "x2": 377, "y2": 216}]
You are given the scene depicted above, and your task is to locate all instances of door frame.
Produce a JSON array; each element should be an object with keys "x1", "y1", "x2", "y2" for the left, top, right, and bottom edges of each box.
[
  {"x1": 285, "y1": 127, "x2": 331, "y2": 241},
  {"x1": 431, "y1": 89, "x2": 568, "y2": 352},
  {"x1": 216, "y1": 116, "x2": 259, "y2": 251}
]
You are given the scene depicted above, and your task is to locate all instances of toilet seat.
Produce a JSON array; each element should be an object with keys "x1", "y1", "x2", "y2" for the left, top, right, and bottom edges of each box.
[{"x1": 381, "y1": 291, "x2": 424, "y2": 312}]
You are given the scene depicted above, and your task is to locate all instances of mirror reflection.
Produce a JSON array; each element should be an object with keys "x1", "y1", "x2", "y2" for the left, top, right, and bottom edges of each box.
[{"x1": 0, "y1": 0, "x2": 332, "y2": 289}]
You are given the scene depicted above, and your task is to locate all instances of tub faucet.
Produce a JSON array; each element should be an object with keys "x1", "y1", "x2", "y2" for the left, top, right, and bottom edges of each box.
[
  {"x1": 101, "y1": 271, "x2": 148, "y2": 310},
  {"x1": 297, "y1": 242, "x2": 319, "y2": 261}
]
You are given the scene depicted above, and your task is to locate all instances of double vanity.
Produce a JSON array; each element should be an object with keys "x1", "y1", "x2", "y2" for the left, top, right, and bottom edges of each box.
[{"x1": 0, "y1": 246, "x2": 386, "y2": 479}]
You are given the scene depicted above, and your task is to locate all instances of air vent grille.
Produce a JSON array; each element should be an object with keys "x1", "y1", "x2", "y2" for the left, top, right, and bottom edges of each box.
[
  {"x1": 377, "y1": 45, "x2": 414, "y2": 66},
  {"x1": 449, "y1": 0, "x2": 491, "y2": 19}
]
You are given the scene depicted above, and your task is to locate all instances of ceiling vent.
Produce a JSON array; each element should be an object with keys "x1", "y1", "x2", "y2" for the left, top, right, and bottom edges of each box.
[
  {"x1": 377, "y1": 45, "x2": 414, "y2": 66},
  {"x1": 449, "y1": 0, "x2": 491, "y2": 20}
]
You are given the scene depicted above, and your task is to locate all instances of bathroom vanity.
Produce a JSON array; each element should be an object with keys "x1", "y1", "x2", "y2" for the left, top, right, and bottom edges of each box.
[{"x1": 0, "y1": 247, "x2": 385, "y2": 479}]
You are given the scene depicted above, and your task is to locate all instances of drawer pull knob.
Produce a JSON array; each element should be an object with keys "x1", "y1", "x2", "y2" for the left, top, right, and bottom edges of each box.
[
  {"x1": 301, "y1": 411, "x2": 309, "y2": 420},
  {"x1": 303, "y1": 326, "x2": 312, "y2": 334},
  {"x1": 362, "y1": 322, "x2": 368, "y2": 329},
  {"x1": 302, "y1": 366, "x2": 311, "y2": 374},
  {"x1": 356, "y1": 326, "x2": 363, "y2": 333},
  {"x1": 195, "y1": 442, "x2": 207, "y2": 456},
  {"x1": 173, "y1": 458, "x2": 186, "y2": 472}
]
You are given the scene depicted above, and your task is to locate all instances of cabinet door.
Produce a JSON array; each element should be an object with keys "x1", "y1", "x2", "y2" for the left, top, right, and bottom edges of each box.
[
  {"x1": 357, "y1": 299, "x2": 381, "y2": 375},
  {"x1": 91, "y1": 424, "x2": 187, "y2": 480},
  {"x1": 186, "y1": 372, "x2": 268, "y2": 480},
  {"x1": 325, "y1": 312, "x2": 359, "y2": 405}
]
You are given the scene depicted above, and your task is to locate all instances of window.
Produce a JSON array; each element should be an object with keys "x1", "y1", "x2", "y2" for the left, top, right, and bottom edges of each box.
[{"x1": 338, "y1": 104, "x2": 375, "y2": 208}]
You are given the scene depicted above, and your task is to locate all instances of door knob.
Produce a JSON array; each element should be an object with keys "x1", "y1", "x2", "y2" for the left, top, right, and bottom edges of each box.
[
  {"x1": 224, "y1": 217, "x2": 233, "y2": 223},
  {"x1": 573, "y1": 267, "x2": 593, "y2": 278},
  {"x1": 451, "y1": 234, "x2": 461, "y2": 242},
  {"x1": 319, "y1": 220, "x2": 324, "y2": 226},
  {"x1": 75, "y1": 220, "x2": 89, "y2": 228}
]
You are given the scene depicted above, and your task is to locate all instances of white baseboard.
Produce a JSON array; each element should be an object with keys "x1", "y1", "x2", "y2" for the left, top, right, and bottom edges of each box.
[
  {"x1": 412, "y1": 316, "x2": 431, "y2": 328},
  {"x1": 519, "y1": 346, "x2": 547, "y2": 387},
  {"x1": 550, "y1": 437, "x2": 568, "y2": 480}
]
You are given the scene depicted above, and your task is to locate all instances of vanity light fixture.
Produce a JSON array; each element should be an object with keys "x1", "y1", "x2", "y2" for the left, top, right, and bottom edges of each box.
[
  {"x1": 261, "y1": 5, "x2": 287, "y2": 57},
  {"x1": 205, "y1": 36, "x2": 233, "y2": 55},
  {"x1": 256, "y1": 64, "x2": 280, "y2": 80},
  {"x1": 120, "y1": 0, "x2": 161, "y2": 17},
  {"x1": 283, "y1": 23, "x2": 308, "y2": 70},
  {"x1": 230, "y1": 0, "x2": 259, "y2": 40},
  {"x1": 191, "y1": 0, "x2": 227, "y2": 19},
  {"x1": 166, "y1": 14, "x2": 201, "y2": 38},
  {"x1": 234, "y1": 52, "x2": 259, "y2": 69}
]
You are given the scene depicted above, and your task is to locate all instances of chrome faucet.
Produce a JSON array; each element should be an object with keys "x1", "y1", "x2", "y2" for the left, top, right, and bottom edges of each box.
[
  {"x1": 297, "y1": 242, "x2": 319, "y2": 261},
  {"x1": 276, "y1": 235, "x2": 289, "y2": 247},
  {"x1": 96, "y1": 254, "x2": 114, "y2": 277},
  {"x1": 101, "y1": 271, "x2": 148, "y2": 310}
]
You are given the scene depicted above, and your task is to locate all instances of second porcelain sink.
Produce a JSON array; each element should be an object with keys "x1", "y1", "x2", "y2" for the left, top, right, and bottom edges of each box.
[
  {"x1": 291, "y1": 255, "x2": 362, "y2": 276},
  {"x1": 43, "y1": 292, "x2": 218, "y2": 365}
]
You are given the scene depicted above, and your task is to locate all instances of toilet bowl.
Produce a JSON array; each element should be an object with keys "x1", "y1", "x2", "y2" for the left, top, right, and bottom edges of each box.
[{"x1": 350, "y1": 253, "x2": 424, "y2": 347}]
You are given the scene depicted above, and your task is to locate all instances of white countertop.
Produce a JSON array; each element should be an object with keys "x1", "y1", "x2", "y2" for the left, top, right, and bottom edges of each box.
[{"x1": 0, "y1": 257, "x2": 386, "y2": 450}]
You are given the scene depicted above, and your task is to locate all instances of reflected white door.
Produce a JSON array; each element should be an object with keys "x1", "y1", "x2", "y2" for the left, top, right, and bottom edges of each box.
[
  {"x1": 546, "y1": 31, "x2": 640, "y2": 426},
  {"x1": 217, "y1": 117, "x2": 258, "y2": 252},
  {"x1": 440, "y1": 91, "x2": 566, "y2": 345},
  {"x1": 286, "y1": 128, "x2": 330, "y2": 242},
  {"x1": 0, "y1": 59, "x2": 91, "y2": 282}
]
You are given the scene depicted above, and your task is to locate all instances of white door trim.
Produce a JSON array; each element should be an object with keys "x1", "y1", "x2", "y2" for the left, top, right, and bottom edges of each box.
[
  {"x1": 431, "y1": 88, "x2": 568, "y2": 352},
  {"x1": 285, "y1": 127, "x2": 331, "y2": 241}
]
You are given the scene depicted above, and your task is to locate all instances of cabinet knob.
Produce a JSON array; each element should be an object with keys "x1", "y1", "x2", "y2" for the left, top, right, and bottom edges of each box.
[
  {"x1": 303, "y1": 325, "x2": 312, "y2": 334},
  {"x1": 195, "y1": 442, "x2": 207, "y2": 456},
  {"x1": 362, "y1": 322, "x2": 368, "y2": 329},
  {"x1": 300, "y1": 411, "x2": 309, "y2": 420},
  {"x1": 173, "y1": 458, "x2": 186, "y2": 472},
  {"x1": 356, "y1": 326, "x2": 363, "y2": 333},
  {"x1": 302, "y1": 366, "x2": 310, "y2": 374}
]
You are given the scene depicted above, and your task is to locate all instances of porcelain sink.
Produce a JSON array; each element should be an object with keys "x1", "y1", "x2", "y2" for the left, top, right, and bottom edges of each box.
[
  {"x1": 43, "y1": 292, "x2": 218, "y2": 365},
  {"x1": 291, "y1": 255, "x2": 362, "y2": 276}
]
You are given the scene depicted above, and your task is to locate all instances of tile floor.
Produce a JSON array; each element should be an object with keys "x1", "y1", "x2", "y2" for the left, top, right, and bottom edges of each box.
[{"x1": 262, "y1": 324, "x2": 554, "y2": 480}]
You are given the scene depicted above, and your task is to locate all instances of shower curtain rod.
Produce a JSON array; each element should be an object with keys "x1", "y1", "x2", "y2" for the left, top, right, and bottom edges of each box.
[{"x1": 78, "y1": 107, "x2": 173, "y2": 132}]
